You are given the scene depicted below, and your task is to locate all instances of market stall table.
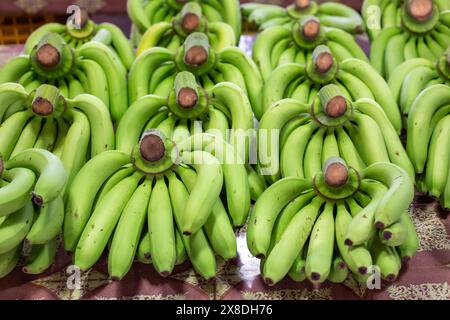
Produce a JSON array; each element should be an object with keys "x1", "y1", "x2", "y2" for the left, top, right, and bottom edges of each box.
[{"x1": 0, "y1": 37, "x2": 449, "y2": 300}]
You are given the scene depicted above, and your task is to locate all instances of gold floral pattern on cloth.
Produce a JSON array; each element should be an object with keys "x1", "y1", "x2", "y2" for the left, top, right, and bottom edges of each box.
[
  {"x1": 14, "y1": 0, "x2": 48, "y2": 14},
  {"x1": 94, "y1": 294, "x2": 186, "y2": 300},
  {"x1": 343, "y1": 274, "x2": 368, "y2": 298},
  {"x1": 31, "y1": 268, "x2": 111, "y2": 300},
  {"x1": 241, "y1": 288, "x2": 332, "y2": 300},
  {"x1": 170, "y1": 259, "x2": 243, "y2": 300},
  {"x1": 411, "y1": 205, "x2": 450, "y2": 251},
  {"x1": 387, "y1": 282, "x2": 450, "y2": 300}
]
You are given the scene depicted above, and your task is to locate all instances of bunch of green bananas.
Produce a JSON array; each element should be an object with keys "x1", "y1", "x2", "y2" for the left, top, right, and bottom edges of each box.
[
  {"x1": 0, "y1": 33, "x2": 127, "y2": 122},
  {"x1": 258, "y1": 84, "x2": 414, "y2": 185},
  {"x1": 253, "y1": 15, "x2": 368, "y2": 81},
  {"x1": 137, "y1": 2, "x2": 236, "y2": 55},
  {"x1": 389, "y1": 51, "x2": 450, "y2": 116},
  {"x1": 117, "y1": 71, "x2": 265, "y2": 201},
  {"x1": 242, "y1": 0, "x2": 364, "y2": 34},
  {"x1": 0, "y1": 148, "x2": 67, "y2": 278},
  {"x1": 407, "y1": 84, "x2": 450, "y2": 207},
  {"x1": 262, "y1": 45, "x2": 402, "y2": 130},
  {"x1": 129, "y1": 32, "x2": 263, "y2": 118},
  {"x1": 369, "y1": 0, "x2": 450, "y2": 79},
  {"x1": 23, "y1": 9, "x2": 135, "y2": 70},
  {"x1": 362, "y1": 0, "x2": 450, "y2": 40},
  {"x1": 0, "y1": 84, "x2": 114, "y2": 189},
  {"x1": 247, "y1": 157, "x2": 418, "y2": 286},
  {"x1": 64, "y1": 129, "x2": 249, "y2": 280},
  {"x1": 128, "y1": 0, "x2": 241, "y2": 43}
]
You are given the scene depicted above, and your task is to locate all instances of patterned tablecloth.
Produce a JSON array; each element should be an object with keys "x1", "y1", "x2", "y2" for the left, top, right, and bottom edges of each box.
[{"x1": 0, "y1": 34, "x2": 449, "y2": 301}]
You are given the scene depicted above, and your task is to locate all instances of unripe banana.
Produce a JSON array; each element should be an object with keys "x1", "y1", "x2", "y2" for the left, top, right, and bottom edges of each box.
[
  {"x1": 148, "y1": 177, "x2": 176, "y2": 276},
  {"x1": 0, "y1": 201, "x2": 34, "y2": 254},
  {"x1": 75, "y1": 171, "x2": 142, "y2": 271},
  {"x1": 305, "y1": 202, "x2": 335, "y2": 283},
  {"x1": 22, "y1": 237, "x2": 57, "y2": 275},
  {"x1": 247, "y1": 177, "x2": 314, "y2": 259},
  {"x1": 0, "y1": 167, "x2": 35, "y2": 217},
  {"x1": 64, "y1": 151, "x2": 129, "y2": 252},
  {"x1": 25, "y1": 196, "x2": 64, "y2": 245}
]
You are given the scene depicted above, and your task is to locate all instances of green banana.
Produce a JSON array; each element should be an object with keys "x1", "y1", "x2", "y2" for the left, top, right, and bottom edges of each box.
[
  {"x1": 0, "y1": 167, "x2": 35, "y2": 217},
  {"x1": 247, "y1": 177, "x2": 313, "y2": 259},
  {"x1": 26, "y1": 196, "x2": 64, "y2": 245},
  {"x1": 6, "y1": 149, "x2": 67, "y2": 206},
  {"x1": 75, "y1": 171, "x2": 142, "y2": 271},
  {"x1": 64, "y1": 151, "x2": 130, "y2": 252},
  {"x1": 22, "y1": 237, "x2": 58, "y2": 275},
  {"x1": 148, "y1": 177, "x2": 176, "y2": 276}
]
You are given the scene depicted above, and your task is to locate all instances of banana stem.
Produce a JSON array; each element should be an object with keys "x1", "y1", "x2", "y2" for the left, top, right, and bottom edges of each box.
[
  {"x1": 183, "y1": 32, "x2": 210, "y2": 67},
  {"x1": 140, "y1": 131, "x2": 166, "y2": 162},
  {"x1": 324, "y1": 157, "x2": 349, "y2": 188},
  {"x1": 319, "y1": 84, "x2": 348, "y2": 118},
  {"x1": 312, "y1": 45, "x2": 334, "y2": 74},
  {"x1": 175, "y1": 71, "x2": 199, "y2": 109},
  {"x1": 301, "y1": 16, "x2": 320, "y2": 40},
  {"x1": 180, "y1": 2, "x2": 202, "y2": 32},
  {"x1": 31, "y1": 84, "x2": 61, "y2": 116},
  {"x1": 30, "y1": 33, "x2": 75, "y2": 79},
  {"x1": 33, "y1": 35, "x2": 63, "y2": 69},
  {"x1": 406, "y1": 0, "x2": 433, "y2": 22},
  {"x1": 295, "y1": 0, "x2": 312, "y2": 10}
]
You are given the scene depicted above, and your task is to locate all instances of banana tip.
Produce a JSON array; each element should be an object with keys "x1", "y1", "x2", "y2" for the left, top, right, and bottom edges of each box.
[
  {"x1": 310, "y1": 272, "x2": 321, "y2": 281},
  {"x1": 264, "y1": 278, "x2": 274, "y2": 286},
  {"x1": 159, "y1": 271, "x2": 171, "y2": 277},
  {"x1": 32, "y1": 193, "x2": 44, "y2": 207},
  {"x1": 344, "y1": 239, "x2": 353, "y2": 246},
  {"x1": 375, "y1": 221, "x2": 385, "y2": 229},
  {"x1": 144, "y1": 252, "x2": 151, "y2": 259},
  {"x1": 256, "y1": 253, "x2": 265, "y2": 260},
  {"x1": 111, "y1": 276, "x2": 121, "y2": 282},
  {"x1": 182, "y1": 230, "x2": 192, "y2": 236},
  {"x1": 385, "y1": 273, "x2": 397, "y2": 282},
  {"x1": 358, "y1": 267, "x2": 368, "y2": 275},
  {"x1": 383, "y1": 231, "x2": 392, "y2": 240}
]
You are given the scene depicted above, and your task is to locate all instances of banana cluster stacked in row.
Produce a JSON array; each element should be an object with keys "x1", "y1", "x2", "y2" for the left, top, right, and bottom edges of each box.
[
  {"x1": 253, "y1": 16, "x2": 368, "y2": 81},
  {"x1": 136, "y1": 2, "x2": 237, "y2": 54},
  {"x1": 0, "y1": 84, "x2": 114, "y2": 188},
  {"x1": 23, "y1": 10, "x2": 135, "y2": 70},
  {"x1": 64, "y1": 130, "x2": 249, "y2": 280},
  {"x1": 242, "y1": 0, "x2": 364, "y2": 34},
  {"x1": 248, "y1": 157, "x2": 418, "y2": 286},
  {"x1": 366, "y1": 0, "x2": 450, "y2": 78},
  {"x1": 129, "y1": 32, "x2": 263, "y2": 117},
  {"x1": 0, "y1": 149, "x2": 67, "y2": 277},
  {"x1": 258, "y1": 84, "x2": 414, "y2": 184},
  {"x1": 128, "y1": 0, "x2": 242, "y2": 43},
  {"x1": 0, "y1": 33, "x2": 127, "y2": 122},
  {"x1": 260, "y1": 45, "x2": 402, "y2": 130}
]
